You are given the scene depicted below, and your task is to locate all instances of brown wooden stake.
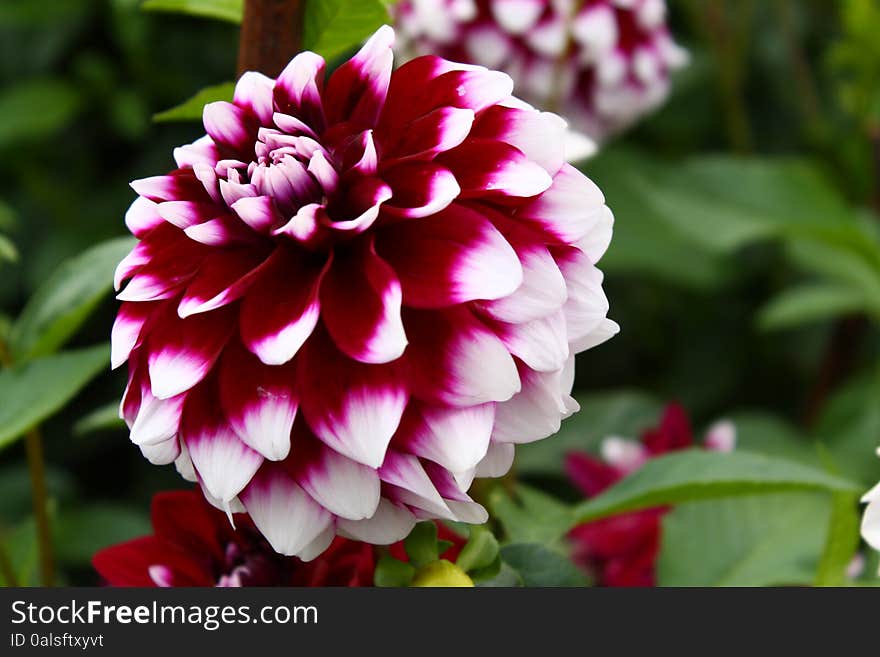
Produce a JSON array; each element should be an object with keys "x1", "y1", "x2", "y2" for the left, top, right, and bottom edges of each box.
[{"x1": 237, "y1": 0, "x2": 305, "y2": 78}]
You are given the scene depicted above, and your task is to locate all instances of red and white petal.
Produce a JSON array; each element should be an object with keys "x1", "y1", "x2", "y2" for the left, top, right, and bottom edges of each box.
[
  {"x1": 492, "y1": 364, "x2": 573, "y2": 444},
  {"x1": 233, "y1": 71, "x2": 275, "y2": 125},
  {"x1": 183, "y1": 214, "x2": 260, "y2": 247},
  {"x1": 177, "y1": 250, "x2": 268, "y2": 318},
  {"x1": 130, "y1": 170, "x2": 208, "y2": 203},
  {"x1": 571, "y1": 317, "x2": 620, "y2": 353},
  {"x1": 296, "y1": 524, "x2": 336, "y2": 562},
  {"x1": 384, "y1": 106, "x2": 474, "y2": 161},
  {"x1": 239, "y1": 246, "x2": 329, "y2": 366},
  {"x1": 471, "y1": 105, "x2": 566, "y2": 175},
  {"x1": 324, "y1": 24, "x2": 394, "y2": 127},
  {"x1": 474, "y1": 442, "x2": 516, "y2": 478},
  {"x1": 397, "y1": 402, "x2": 494, "y2": 475},
  {"x1": 377, "y1": 203, "x2": 522, "y2": 308},
  {"x1": 240, "y1": 465, "x2": 332, "y2": 556},
  {"x1": 124, "y1": 197, "x2": 164, "y2": 238},
  {"x1": 274, "y1": 52, "x2": 326, "y2": 131},
  {"x1": 418, "y1": 67, "x2": 514, "y2": 116},
  {"x1": 230, "y1": 195, "x2": 283, "y2": 234},
  {"x1": 130, "y1": 385, "x2": 185, "y2": 446},
  {"x1": 299, "y1": 330, "x2": 408, "y2": 469},
  {"x1": 406, "y1": 307, "x2": 520, "y2": 406},
  {"x1": 479, "y1": 242, "x2": 567, "y2": 323},
  {"x1": 378, "y1": 451, "x2": 453, "y2": 519},
  {"x1": 174, "y1": 439, "x2": 197, "y2": 483},
  {"x1": 290, "y1": 429, "x2": 381, "y2": 520},
  {"x1": 337, "y1": 498, "x2": 416, "y2": 545},
  {"x1": 423, "y1": 462, "x2": 488, "y2": 523},
  {"x1": 173, "y1": 135, "x2": 220, "y2": 169},
  {"x1": 439, "y1": 139, "x2": 552, "y2": 198},
  {"x1": 182, "y1": 387, "x2": 264, "y2": 504},
  {"x1": 218, "y1": 342, "x2": 298, "y2": 461},
  {"x1": 139, "y1": 436, "x2": 181, "y2": 466},
  {"x1": 203, "y1": 101, "x2": 257, "y2": 155},
  {"x1": 576, "y1": 205, "x2": 614, "y2": 264},
  {"x1": 493, "y1": 310, "x2": 570, "y2": 373},
  {"x1": 156, "y1": 200, "x2": 217, "y2": 230},
  {"x1": 320, "y1": 240, "x2": 406, "y2": 364},
  {"x1": 555, "y1": 247, "x2": 610, "y2": 348},
  {"x1": 146, "y1": 307, "x2": 235, "y2": 399},
  {"x1": 111, "y1": 302, "x2": 155, "y2": 369},
  {"x1": 490, "y1": 0, "x2": 543, "y2": 34},
  {"x1": 380, "y1": 161, "x2": 460, "y2": 219},
  {"x1": 518, "y1": 164, "x2": 606, "y2": 243}
]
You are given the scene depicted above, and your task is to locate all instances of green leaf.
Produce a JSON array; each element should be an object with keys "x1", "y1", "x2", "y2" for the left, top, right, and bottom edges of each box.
[
  {"x1": 489, "y1": 484, "x2": 573, "y2": 546},
  {"x1": 141, "y1": 0, "x2": 243, "y2": 23},
  {"x1": 74, "y1": 401, "x2": 125, "y2": 436},
  {"x1": 570, "y1": 449, "x2": 862, "y2": 527},
  {"x1": 657, "y1": 492, "x2": 831, "y2": 586},
  {"x1": 474, "y1": 561, "x2": 524, "y2": 587},
  {"x1": 0, "y1": 464, "x2": 75, "y2": 527},
  {"x1": 404, "y1": 521, "x2": 438, "y2": 568},
  {"x1": 373, "y1": 555, "x2": 415, "y2": 587},
  {"x1": 515, "y1": 390, "x2": 663, "y2": 477},
  {"x1": 9, "y1": 237, "x2": 135, "y2": 361},
  {"x1": 53, "y1": 503, "x2": 151, "y2": 566},
  {"x1": 303, "y1": 0, "x2": 389, "y2": 61},
  {"x1": 455, "y1": 525, "x2": 499, "y2": 574},
  {"x1": 0, "y1": 79, "x2": 80, "y2": 148},
  {"x1": 0, "y1": 233, "x2": 17, "y2": 264},
  {"x1": 154, "y1": 82, "x2": 235, "y2": 122},
  {"x1": 814, "y1": 492, "x2": 861, "y2": 586},
  {"x1": 499, "y1": 544, "x2": 588, "y2": 587},
  {"x1": 728, "y1": 412, "x2": 824, "y2": 467},
  {"x1": 785, "y1": 239, "x2": 880, "y2": 309},
  {"x1": 0, "y1": 344, "x2": 109, "y2": 450},
  {"x1": 757, "y1": 283, "x2": 870, "y2": 331}
]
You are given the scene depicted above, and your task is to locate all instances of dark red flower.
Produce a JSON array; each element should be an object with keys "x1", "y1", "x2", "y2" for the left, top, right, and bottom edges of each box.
[
  {"x1": 566, "y1": 403, "x2": 735, "y2": 586},
  {"x1": 93, "y1": 490, "x2": 375, "y2": 586}
]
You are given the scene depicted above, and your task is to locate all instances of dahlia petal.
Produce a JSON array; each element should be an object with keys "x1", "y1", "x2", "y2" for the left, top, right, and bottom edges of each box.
[
  {"x1": 378, "y1": 451, "x2": 454, "y2": 519},
  {"x1": 125, "y1": 197, "x2": 164, "y2": 238},
  {"x1": 381, "y1": 161, "x2": 460, "y2": 219},
  {"x1": 323, "y1": 178, "x2": 392, "y2": 235},
  {"x1": 130, "y1": 385, "x2": 185, "y2": 446},
  {"x1": 571, "y1": 317, "x2": 620, "y2": 353},
  {"x1": 423, "y1": 462, "x2": 488, "y2": 522},
  {"x1": 218, "y1": 342, "x2": 298, "y2": 461},
  {"x1": 203, "y1": 101, "x2": 257, "y2": 155},
  {"x1": 492, "y1": 364, "x2": 572, "y2": 444},
  {"x1": 439, "y1": 139, "x2": 552, "y2": 198},
  {"x1": 274, "y1": 51, "x2": 327, "y2": 131},
  {"x1": 272, "y1": 112, "x2": 317, "y2": 139},
  {"x1": 299, "y1": 330, "x2": 408, "y2": 468},
  {"x1": 272, "y1": 202, "x2": 324, "y2": 245},
  {"x1": 471, "y1": 105, "x2": 566, "y2": 175},
  {"x1": 139, "y1": 436, "x2": 181, "y2": 466},
  {"x1": 130, "y1": 171, "x2": 206, "y2": 203},
  {"x1": 177, "y1": 250, "x2": 268, "y2": 318},
  {"x1": 173, "y1": 135, "x2": 220, "y2": 169},
  {"x1": 233, "y1": 71, "x2": 275, "y2": 125},
  {"x1": 240, "y1": 465, "x2": 332, "y2": 556},
  {"x1": 576, "y1": 205, "x2": 614, "y2": 264},
  {"x1": 147, "y1": 307, "x2": 234, "y2": 399},
  {"x1": 398, "y1": 402, "x2": 495, "y2": 474},
  {"x1": 182, "y1": 387, "x2": 264, "y2": 503},
  {"x1": 555, "y1": 247, "x2": 610, "y2": 347},
  {"x1": 337, "y1": 498, "x2": 417, "y2": 545},
  {"x1": 479, "y1": 241, "x2": 567, "y2": 323},
  {"x1": 420, "y1": 68, "x2": 515, "y2": 116},
  {"x1": 490, "y1": 0, "x2": 543, "y2": 34},
  {"x1": 308, "y1": 150, "x2": 339, "y2": 195},
  {"x1": 296, "y1": 524, "x2": 336, "y2": 562},
  {"x1": 239, "y1": 247, "x2": 329, "y2": 366},
  {"x1": 445, "y1": 500, "x2": 489, "y2": 524},
  {"x1": 378, "y1": 55, "x2": 465, "y2": 130},
  {"x1": 324, "y1": 24, "x2": 394, "y2": 126},
  {"x1": 519, "y1": 163, "x2": 606, "y2": 242},
  {"x1": 320, "y1": 239, "x2": 406, "y2": 364},
  {"x1": 406, "y1": 307, "x2": 521, "y2": 406},
  {"x1": 384, "y1": 106, "x2": 474, "y2": 161},
  {"x1": 156, "y1": 201, "x2": 217, "y2": 230},
  {"x1": 291, "y1": 430, "x2": 381, "y2": 520},
  {"x1": 174, "y1": 440, "x2": 197, "y2": 483},
  {"x1": 346, "y1": 129, "x2": 378, "y2": 175},
  {"x1": 474, "y1": 442, "x2": 516, "y2": 478},
  {"x1": 219, "y1": 179, "x2": 258, "y2": 207},
  {"x1": 111, "y1": 302, "x2": 154, "y2": 369},
  {"x1": 230, "y1": 195, "x2": 283, "y2": 234},
  {"x1": 377, "y1": 203, "x2": 522, "y2": 308},
  {"x1": 494, "y1": 310, "x2": 570, "y2": 373}
]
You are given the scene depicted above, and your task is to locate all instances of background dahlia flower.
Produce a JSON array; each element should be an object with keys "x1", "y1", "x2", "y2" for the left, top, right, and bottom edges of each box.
[
  {"x1": 862, "y1": 450, "x2": 880, "y2": 568},
  {"x1": 394, "y1": 0, "x2": 688, "y2": 141},
  {"x1": 113, "y1": 25, "x2": 617, "y2": 560},
  {"x1": 93, "y1": 491, "x2": 375, "y2": 586},
  {"x1": 566, "y1": 403, "x2": 735, "y2": 586}
]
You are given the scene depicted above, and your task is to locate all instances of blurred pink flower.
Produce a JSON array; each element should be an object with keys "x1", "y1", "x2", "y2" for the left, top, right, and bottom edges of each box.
[
  {"x1": 113, "y1": 26, "x2": 617, "y2": 559},
  {"x1": 395, "y1": 0, "x2": 688, "y2": 141},
  {"x1": 566, "y1": 403, "x2": 735, "y2": 586}
]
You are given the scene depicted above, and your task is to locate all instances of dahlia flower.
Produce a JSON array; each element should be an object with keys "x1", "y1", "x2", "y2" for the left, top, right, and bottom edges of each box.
[
  {"x1": 93, "y1": 491, "x2": 375, "y2": 586},
  {"x1": 114, "y1": 25, "x2": 616, "y2": 560},
  {"x1": 566, "y1": 403, "x2": 735, "y2": 586},
  {"x1": 862, "y1": 448, "x2": 880, "y2": 566},
  {"x1": 394, "y1": 0, "x2": 688, "y2": 141}
]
